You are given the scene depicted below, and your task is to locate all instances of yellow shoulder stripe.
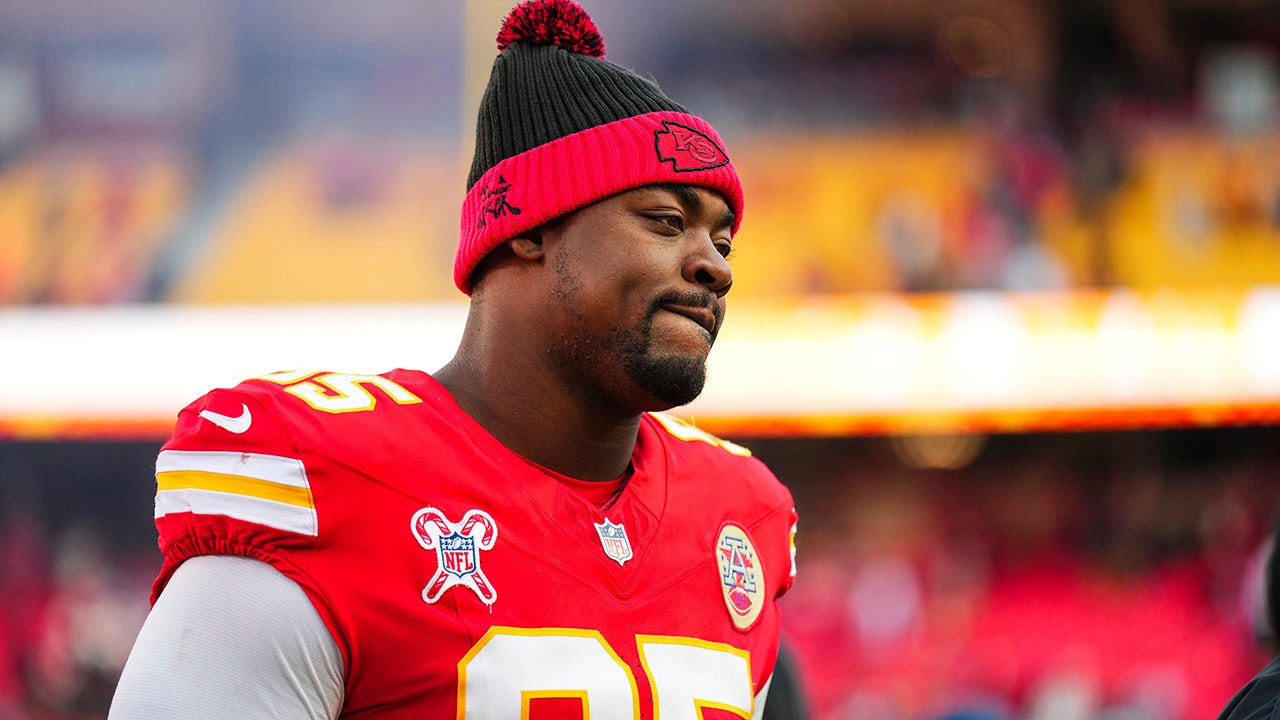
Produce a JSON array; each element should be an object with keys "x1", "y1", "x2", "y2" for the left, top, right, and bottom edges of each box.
[
  {"x1": 156, "y1": 470, "x2": 316, "y2": 508},
  {"x1": 649, "y1": 413, "x2": 752, "y2": 457}
]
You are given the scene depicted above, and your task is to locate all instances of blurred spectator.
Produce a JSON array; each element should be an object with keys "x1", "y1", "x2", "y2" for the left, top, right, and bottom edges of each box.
[
  {"x1": 770, "y1": 429, "x2": 1276, "y2": 720},
  {"x1": 0, "y1": 484, "x2": 152, "y2": 719},
  {"x1": 1215, "y1": 502, "x2": 1280, "y2": 719}
]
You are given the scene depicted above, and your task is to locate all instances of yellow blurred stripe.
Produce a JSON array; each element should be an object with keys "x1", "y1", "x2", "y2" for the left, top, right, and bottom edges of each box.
[{"x1": 156, "y1": 470, "x2": 315, "y2": 508}]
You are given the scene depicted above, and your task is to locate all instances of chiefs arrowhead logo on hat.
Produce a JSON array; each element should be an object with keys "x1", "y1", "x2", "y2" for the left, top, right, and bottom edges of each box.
[{"x1": 654, "y1": 120, "x2": 729, "y2": 171}]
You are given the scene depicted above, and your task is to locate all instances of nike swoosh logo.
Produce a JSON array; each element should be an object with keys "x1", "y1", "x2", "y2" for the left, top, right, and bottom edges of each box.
[{"x1": 199, "y1": 403, "x2": 252, "y2": 434}]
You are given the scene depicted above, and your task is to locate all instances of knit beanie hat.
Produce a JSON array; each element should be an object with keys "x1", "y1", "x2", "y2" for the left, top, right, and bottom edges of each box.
[{"x1": 455, "y1": 0, "x2": 745, "y2": 294}]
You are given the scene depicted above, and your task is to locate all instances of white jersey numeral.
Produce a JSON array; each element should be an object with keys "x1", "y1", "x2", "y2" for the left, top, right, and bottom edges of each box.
[
  {"x1": 459, "y1": 628, "x2": 754, "y2": 719},
  {"x1": 639, "y1": 635, "x2": 752, "y2": 719}
]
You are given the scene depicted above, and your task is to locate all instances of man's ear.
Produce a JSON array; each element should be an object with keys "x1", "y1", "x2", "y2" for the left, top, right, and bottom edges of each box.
[{"x1": 507, "y1": 232, "x2": 544, "y2": 260}]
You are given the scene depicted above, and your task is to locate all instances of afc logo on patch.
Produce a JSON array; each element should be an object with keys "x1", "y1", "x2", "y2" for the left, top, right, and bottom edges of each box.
[
  {"x1": 715, "y1": 523, "x2": 765, "y2": 631},
  {"x1": 411, "y1": 507, "x2": 498, "y2": 605}
]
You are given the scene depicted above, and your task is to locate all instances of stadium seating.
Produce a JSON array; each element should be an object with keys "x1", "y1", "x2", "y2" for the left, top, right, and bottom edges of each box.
[
  {"x1": 167, "y1": 138, "x2": 460, "y2": 303},
  {"x1": 0, "y1": 146, "x2": 189, "y2": 304}
]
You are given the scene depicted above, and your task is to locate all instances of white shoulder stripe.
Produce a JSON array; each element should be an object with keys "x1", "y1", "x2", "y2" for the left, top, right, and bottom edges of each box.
[
  {"x1": 155, "y1": 489, "x2": 319, "y2": 537},
  {"x1": 157, "y1": 449, "x2": 309, "y2": 489},
  {"x1": 155, "y1": 449, "x2": 317, "y2": 537}
]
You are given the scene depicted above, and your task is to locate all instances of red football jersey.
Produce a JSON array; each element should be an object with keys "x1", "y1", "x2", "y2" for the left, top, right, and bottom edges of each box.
[{"x1": 152, "y1": 369, "x2": 797, "y2": 719}]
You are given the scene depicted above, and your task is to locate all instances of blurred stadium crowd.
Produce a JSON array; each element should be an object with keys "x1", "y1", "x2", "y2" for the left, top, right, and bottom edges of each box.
[
  {"x1": 1, "y1": 0, "x2": 1279, "y2": 719},
  {"x1": 0, "y1": 0, "x2": 1277, "y2": 304},
  {"x1": 2, "y1": 430, "x2": 1279, "y2": 720},
  {"x1": 770, "y1": 429, "x2": 1280, "y2": 720}
]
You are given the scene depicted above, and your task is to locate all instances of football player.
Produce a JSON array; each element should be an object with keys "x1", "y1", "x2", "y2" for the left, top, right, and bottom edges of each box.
[{"x1": 108, "y1": 1, "x2": 799, "y2": 718}]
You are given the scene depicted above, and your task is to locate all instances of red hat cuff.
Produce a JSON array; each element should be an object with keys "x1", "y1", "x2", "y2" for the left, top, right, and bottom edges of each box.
[{"x1": 455, "y1": 110, "x2": 743, "y2": 294}]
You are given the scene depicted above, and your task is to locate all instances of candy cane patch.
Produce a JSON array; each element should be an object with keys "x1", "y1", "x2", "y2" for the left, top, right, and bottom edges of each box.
[{"x1": 411, "y1": 507, "x2": 498, "y2": 605}]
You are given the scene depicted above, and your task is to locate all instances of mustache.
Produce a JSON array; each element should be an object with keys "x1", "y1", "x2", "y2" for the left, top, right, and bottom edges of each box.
[{"x1": 650, "y1": 290, "x2": 724, "y2": 332}]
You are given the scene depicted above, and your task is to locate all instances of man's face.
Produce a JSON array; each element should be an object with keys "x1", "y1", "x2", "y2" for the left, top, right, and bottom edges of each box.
[{"x1": 537, "y1": 184, "x2": 735, "y2": 412}]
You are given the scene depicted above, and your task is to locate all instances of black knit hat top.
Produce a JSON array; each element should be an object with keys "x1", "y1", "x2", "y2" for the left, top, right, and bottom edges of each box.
[
  {"x1": 466, "y1": 1, "x2": 689, "y2": 189},
  {"x1": 455, "y1": 0, "x2": 743, "y2": 294}
]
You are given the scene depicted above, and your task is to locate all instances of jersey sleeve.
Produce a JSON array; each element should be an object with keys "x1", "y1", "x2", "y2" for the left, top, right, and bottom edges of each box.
[
  {"x1": 646, "y1": 413, "x2": 798, "y2": 598},
  {"x1": 151, "y1": 383, "x2": 318, "y2": 604},
  {"x1": 755, "y1": 456, "x2": 797, "y2": 600},
  {"x1": 779, "y1": 499, "x2": 798, "y2": 597}
]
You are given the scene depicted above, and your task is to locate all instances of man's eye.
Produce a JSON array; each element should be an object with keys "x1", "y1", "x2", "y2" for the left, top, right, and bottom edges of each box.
[
  {"x1": 716, "y1": 242, "x2": 733, "y2": 259},
  {"x1": 649, "y1": 214, "x2": 683, "y2": 231}
]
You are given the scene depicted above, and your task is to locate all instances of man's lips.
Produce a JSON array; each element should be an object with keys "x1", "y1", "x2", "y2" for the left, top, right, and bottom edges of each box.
[{"x1": 660, "y1": 303, "x2": 719, "y2": 336}]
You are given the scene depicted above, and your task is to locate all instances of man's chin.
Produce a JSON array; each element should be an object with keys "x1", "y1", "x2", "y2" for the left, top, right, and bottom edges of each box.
[{"x1": 626, "y1": 355, "x2": 708, "y2": 410}]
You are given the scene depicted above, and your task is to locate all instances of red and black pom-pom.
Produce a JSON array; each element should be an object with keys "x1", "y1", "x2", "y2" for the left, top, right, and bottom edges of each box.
[{"x1": 496, "y1": 0, "x2": 606, "y2": 58}]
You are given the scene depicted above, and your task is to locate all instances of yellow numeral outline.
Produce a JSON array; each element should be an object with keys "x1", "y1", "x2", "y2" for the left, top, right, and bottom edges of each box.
[{"x1": 256, "y1": 370, "x2": 423, "y2": 414}]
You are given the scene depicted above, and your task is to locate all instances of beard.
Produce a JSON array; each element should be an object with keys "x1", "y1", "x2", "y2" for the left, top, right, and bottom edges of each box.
[
  {"x1": 612, "y1": 289, "x2": 720, "y2": 408},
  {"x1": 550, "y1": 295, "x2": 716, "y2": 411},
  {"x1": 614, "y1": 323, "x2": 709, "y2": 408},
  {"x1": 547, "y1": 249, "x2": 719, "y2": 409}
]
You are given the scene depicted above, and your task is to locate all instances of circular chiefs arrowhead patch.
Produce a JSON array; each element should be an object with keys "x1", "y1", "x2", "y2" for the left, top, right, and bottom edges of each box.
[{"x1": 715, "y1": 523, "x2": 765, "y2": 631}]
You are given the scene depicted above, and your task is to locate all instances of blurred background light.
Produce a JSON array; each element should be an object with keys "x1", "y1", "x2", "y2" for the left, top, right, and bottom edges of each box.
[{"x1": 1, "y1": 1, "x2": 1279, "y2": 719}]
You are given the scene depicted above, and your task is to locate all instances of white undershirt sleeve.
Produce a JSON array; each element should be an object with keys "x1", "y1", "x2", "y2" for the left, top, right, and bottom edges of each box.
[{"x1": 108, "y1": 554, "x2": 345, "y2": 720}]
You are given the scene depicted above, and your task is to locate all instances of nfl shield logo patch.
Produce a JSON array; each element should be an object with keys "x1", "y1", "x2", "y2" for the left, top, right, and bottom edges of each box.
[
  {"x1": 437, "y1": 533, "x2": 477, "y2": 577},
  {"x1": 594, "y1": 518, "x2": 632, "y2": 566}
]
